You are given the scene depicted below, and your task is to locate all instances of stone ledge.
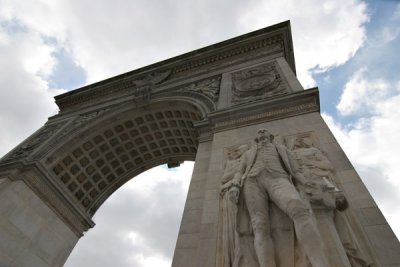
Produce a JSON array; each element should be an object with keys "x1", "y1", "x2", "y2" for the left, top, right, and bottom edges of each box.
[{"x1": 194, "y1": 88, "x2": 320, "y2": 140}]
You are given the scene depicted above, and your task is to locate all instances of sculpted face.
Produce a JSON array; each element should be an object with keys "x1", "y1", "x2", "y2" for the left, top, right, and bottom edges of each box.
[
  {"x1": 231, "y1": 149, "x2": 239, "y2": 159},
  {"x1": 256, "y1": 129, "x2": 273, "y2": 144}
]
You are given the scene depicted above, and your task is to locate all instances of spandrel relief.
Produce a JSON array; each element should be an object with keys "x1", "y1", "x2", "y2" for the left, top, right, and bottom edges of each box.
[
  {"x1": 219, "y1": 129, "x2": 373, "y2": 267},
  {"x1": 1, "y1": 121, "x2": 65, "y2": 162},
  {"x1": 231, "y1": 63, "x2": 288, "y2": 105},
  {"x1": 181, "y1": 77, "x2": 221, "y2": 102}
]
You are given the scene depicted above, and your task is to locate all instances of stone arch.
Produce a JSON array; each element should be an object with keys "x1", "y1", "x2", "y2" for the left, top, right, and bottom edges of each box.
[
  {"x1": 0, "y1": 21, "x2": 397, "y2": 267},
  {"x1": 45, "y1": 100, "x2": 203, "y2": 216}
]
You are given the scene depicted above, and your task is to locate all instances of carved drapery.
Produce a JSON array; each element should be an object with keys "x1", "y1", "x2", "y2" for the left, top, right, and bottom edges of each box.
[{"x1": 218, "y1": 130, "x2": 373, "y2": 267}]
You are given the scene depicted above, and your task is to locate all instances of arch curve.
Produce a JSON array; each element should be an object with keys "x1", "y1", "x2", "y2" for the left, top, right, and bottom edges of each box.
[{"x1": 45, "y1": 100, "x2": 203, "y2": 216}]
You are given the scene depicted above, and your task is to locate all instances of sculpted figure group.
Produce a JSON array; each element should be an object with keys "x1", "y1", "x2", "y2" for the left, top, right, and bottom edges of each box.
[{"x1": 220, "y1": 129, "x2": 371, "y2": 267}]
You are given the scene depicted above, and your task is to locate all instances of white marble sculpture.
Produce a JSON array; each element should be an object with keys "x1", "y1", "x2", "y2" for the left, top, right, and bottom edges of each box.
[{"x1": 220, "y1": 129, "x2": 331, "y2": 267}]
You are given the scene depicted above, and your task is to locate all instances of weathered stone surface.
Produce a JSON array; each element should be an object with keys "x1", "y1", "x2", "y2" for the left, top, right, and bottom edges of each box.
[{"x1": 0, "y1": 20, "x2": 398, "y2": 267}]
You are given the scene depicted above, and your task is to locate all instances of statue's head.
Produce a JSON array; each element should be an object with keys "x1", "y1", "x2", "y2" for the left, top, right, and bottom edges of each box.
[
  {"x1": 255, "y1": 129, "x2": 274, "y2": 144},
  {"x1": 294, "y1": 137, "x2": 313, "y2": 149}
]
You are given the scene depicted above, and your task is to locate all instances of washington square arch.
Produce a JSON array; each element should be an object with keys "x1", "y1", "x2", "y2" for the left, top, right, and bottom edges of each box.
[{"x1": 1, "y1": 21, "x2": 400, "y2": 267}]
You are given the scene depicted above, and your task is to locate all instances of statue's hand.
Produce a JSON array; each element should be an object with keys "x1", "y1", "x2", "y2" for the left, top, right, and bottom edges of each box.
[
  {"x1": 335, "y1": 192, "x2": 348, "y2": 211},
  {"x1": 228, "y1": 186, "x2": 240, "y2": 204}
]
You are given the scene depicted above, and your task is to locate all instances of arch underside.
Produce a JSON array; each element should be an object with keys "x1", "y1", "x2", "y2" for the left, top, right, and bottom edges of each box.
[{"x1": 45, "y1": 101, "x2": 202, "y2": 216}]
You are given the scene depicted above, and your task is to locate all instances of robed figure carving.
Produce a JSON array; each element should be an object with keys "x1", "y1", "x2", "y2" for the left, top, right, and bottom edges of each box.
[
  {"x1": 289, "y1": 136, "x2": 373, "y2": 267},
  {"x1": 219, "y1": 129, "x2": 373, "y2": 267},
  {"x1": 220, "y1": 129, "x2": 330, "y2": 267}
]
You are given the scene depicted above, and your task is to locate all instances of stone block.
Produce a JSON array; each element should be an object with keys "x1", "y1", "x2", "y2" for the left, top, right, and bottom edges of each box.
[
  {"x1": 181, "y1": 209, "x2": 202, "y2": 225},
  {"x1": 172, "y1": 248, "x2": 197, "y2": 267},
  {"x1": 336, "y1": 169, "x2": 362, "y2": 183},
  {"x1": 179, "y1": 209, "x2": 202, "y2": 235},
  {"x1": 360, "y1": 207, "x2": 387, "y2": 226},
  {"x1": 342, "y1": 181, "x2": 377, "y2": 209},
  {"x1": 186, "y1": 180, "x2": 206, "y2": 200},
  {"x1": 179, "y1": 221, "x2": 201, "y2": 235},
  {"x1": 175, "y1": 233, "x2": 200, "y2": 249},
  {"x1": 18, "y1": 248, "x2": 51, "y2": 267},
  {"x1": 8, "y1": 206, "x2": 43, "y2": 241},
  {"x1": 327, "y1": 150, "x2": 354, "y2": 171},
  {"x1": 196, "y1": 238, "x2": 217, "y2": 267},
  {"x1": 202, "y1": 199, "x2": 219, "y2": 215},
  {"x1": 0, "y1": 249, "x2": 13, "y2": 267},
  {"x1": 205, "y1": 189, "x2": 218, "y2": 201},
  {"x1": 184, "y1": 198, "x2": 204, "y2": 211},
  {"x1": 0, "y1": 218, "x2": 28, "y2": 257},
  {"x1": 200, "y1": 223, "x2": 218, "y2": 239},
  {"x1": 192, "y1": 159, "x2": 210, "y2": 174},
  {"x1": 365, "y1": 225, "x2": 400, "y2": 265},
  {"x1": 36, "y1": 229, "x2": 66, "y2": 264},
  {"x1": 201, "y1": 211, "x2": 219, "y2": 224}
]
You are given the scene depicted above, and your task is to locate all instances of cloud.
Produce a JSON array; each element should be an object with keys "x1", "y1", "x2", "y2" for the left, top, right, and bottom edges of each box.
[
  {"x1": 336, "y1": 68, "x2": 392, "y2": 116},
  {"x1": 1, "y1": 0, "x2": 368, "y2": 87},
  {"x1": 64, "y1": 162, "x2": 194, "y2": 267},
  {"x1": 0, "y1": 21, "x2": 65, "y2": 157},
  {"x1": 323, "y1": 70, "x2": 400, "y2": 238},
  {"x1": 239, "y1": 0, "x2": 369, "y2": 87}
]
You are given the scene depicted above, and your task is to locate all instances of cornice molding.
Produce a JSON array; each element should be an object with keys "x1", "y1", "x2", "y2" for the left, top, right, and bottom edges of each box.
[
  {"x1": 194, "y1": 88, "x2": 320, "y2": 139},
  {"x1": 54, "y1": 21, "x2": 294, "y2": 112}
]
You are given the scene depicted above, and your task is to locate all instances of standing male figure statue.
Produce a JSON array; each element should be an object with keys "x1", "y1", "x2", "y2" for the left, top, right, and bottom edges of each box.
[{"x1": 237, "y1": 129, "x2": 330, "y2": 267}]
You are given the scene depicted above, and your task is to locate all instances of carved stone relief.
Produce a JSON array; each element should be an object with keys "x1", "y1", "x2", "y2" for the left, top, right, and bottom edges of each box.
[
  {"x1": 179, "y1": 77, "x2": 221, "y2": 102},
  {"x1": 285, "y1": 133, "x2": 373, "y2": 267},
  {"x1": 131, "y1": 70, "x2": 171, "y2": 104},
  {"x1": 56, "y1": 70, "x2": 170, "y2": 111},
  {"x1": 1, "y1": 122, "x2": 65, "y2": 162},
  {"x1": 231, "y1": 62, "x2": 288, "y2": 105},
  {"x1": 218, "y1": 129, "x2": 372, "y2": 267},
  {"x1": 33, "y1": 108, "x2": 113, "y2": 161},
  {"x1": 171, "y1": 35, "x2": 284, "y2": 80}
]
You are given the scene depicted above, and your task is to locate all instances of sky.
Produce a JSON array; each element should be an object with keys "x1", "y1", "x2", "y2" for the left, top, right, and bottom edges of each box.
[{"x1": 0, "y1": 0, "x2": 399, "y2": 266}]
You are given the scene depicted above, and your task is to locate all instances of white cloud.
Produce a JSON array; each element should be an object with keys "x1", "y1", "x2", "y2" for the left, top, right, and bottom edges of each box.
[
  {"x1": 0, "y1": 23, "x2": 65, "y2": 157},
  {"x1": 1, "y1": 0, "x2": 368, "y2": 86},
  {"x1": 64, "y1": 162, "x2": 193, "y2": 267},
  {"x1": 336, "y1": 68, "x2": 392, "y2": 116},
  {"x1": 239, "y1": 0, "x2": 369, "y2": 87},
  {"x1": 323, "y1": 70, "x2": 400, "y2": 238}
]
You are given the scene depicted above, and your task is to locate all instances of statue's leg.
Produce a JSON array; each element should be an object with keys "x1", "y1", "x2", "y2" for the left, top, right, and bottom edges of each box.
[
  {"x1": 243, "y1": 176, "x2": 276, "y2": 267},
  {"x1": 264, "y1": 178, "x2": 330, "y2": 267}
]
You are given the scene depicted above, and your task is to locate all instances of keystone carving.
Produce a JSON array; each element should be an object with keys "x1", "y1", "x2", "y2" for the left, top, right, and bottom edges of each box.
[{"x1": 131, "y1": 70, "x2": 171, "y2": 104}]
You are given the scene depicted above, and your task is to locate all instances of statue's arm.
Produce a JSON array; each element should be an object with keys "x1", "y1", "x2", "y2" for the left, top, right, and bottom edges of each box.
[
  {"x1": 313, "y1": 152, "x2": 334, "y2": 171},
  {"x1": 239, "y1": 152, "x2": 251, "y2": 185}
]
